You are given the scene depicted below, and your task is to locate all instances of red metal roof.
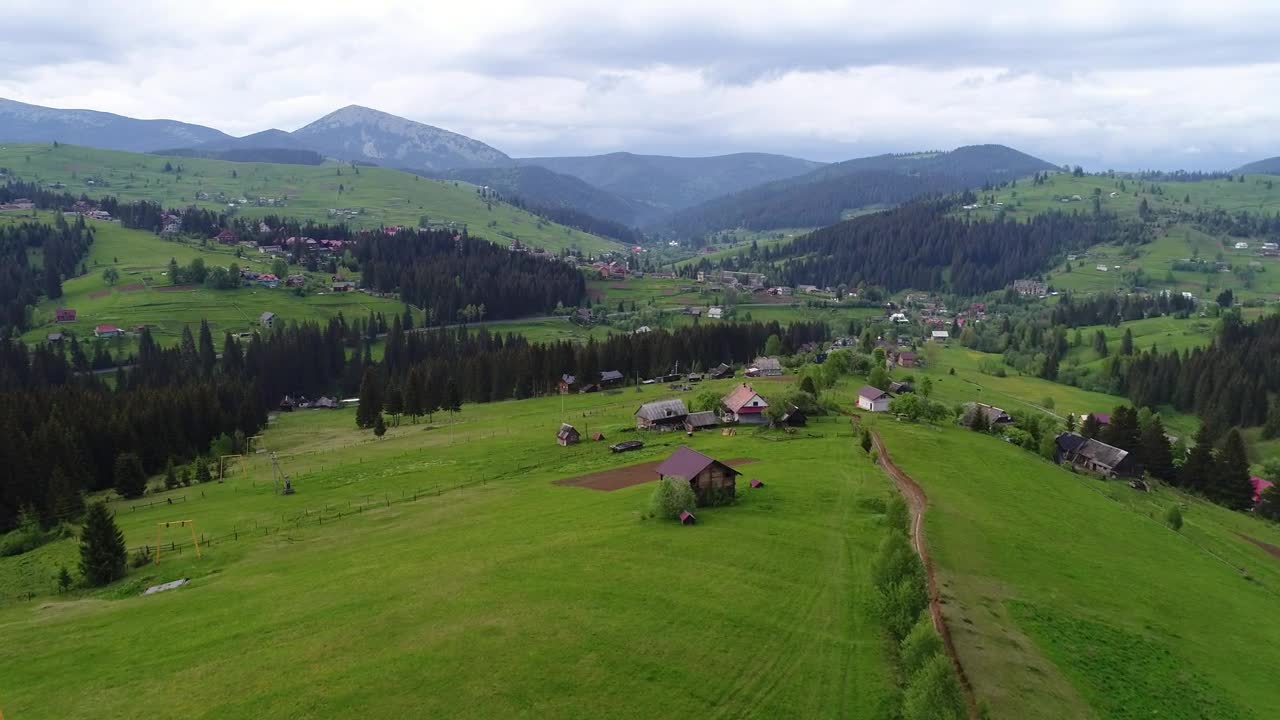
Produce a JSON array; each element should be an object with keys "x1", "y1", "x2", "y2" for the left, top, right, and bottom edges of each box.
[
  {"x1": 1252, "y1": 476, "x2": 1274, "y2": 504},
  {"x1": 655, "y1": 446, "x2": 741, "y2": 481},
  {"x1": 721, "y1": 383, "x2": 767, "y2": 413}
]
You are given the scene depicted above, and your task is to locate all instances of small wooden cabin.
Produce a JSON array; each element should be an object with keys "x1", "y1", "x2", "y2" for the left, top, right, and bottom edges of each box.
[
  {"x1": 556, "y1": 423, "x2": 581, "y2": 447},
  {"x1": 655, "y1": 446, "x2": 740, "y2": 507}
]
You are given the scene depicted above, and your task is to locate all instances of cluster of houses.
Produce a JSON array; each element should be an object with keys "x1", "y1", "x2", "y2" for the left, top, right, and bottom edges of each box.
[
  {"x1": 1011, "y1": 279, "x2": 1048, "y2": 297},
  {"x1": 629, "y1": 382, "x2": 804, "y2": 434}
]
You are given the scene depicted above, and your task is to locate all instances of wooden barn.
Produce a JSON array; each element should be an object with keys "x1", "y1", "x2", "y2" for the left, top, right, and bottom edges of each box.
[
  {"x1": 655, "y1": 446, "x2": 740, "y2": 507},
  {"x1": 1054, "y1": 433, "x2": 1135, "y2": 477},
  {"x1": 556, "y1": 423, "x2": 581, "y2": 446},
  {"x1": 635, "y1": 398, "x2": 689, "y2": 430}
]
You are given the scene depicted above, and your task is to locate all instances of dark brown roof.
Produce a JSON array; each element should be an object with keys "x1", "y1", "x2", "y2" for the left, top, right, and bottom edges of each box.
[
  {"x1": 655, "y1": 446, "x2": 741, "y2": 480},
  {"x1": 685, "y1": 411, "x2": 719, "y2": 428},
  {"x1": 857, "y1": 385, "x2": 890, "y2": 401}
]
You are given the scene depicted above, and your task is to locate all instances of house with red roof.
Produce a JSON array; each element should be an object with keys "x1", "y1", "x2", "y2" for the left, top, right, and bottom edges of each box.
[
  {"x1": 94, "y1": 324, "x2": 123, "y2": 338},
  {"x1": 720, "y1": 383, "x2": 769, "y2": 425},
  {"x1": 214, "y1": 229, "x2": 237, "y2": 245},
  {"x1": 55, "y1": 308, "x2": 76, "y2": 323}
]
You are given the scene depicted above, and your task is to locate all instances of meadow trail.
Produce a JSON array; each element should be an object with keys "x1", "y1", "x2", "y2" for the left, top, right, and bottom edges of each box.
[{"x1": 871, "y1": 430, "x2": 979, "y2": 720}]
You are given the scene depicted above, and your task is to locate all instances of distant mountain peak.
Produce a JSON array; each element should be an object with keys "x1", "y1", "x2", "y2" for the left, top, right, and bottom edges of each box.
[{"x1": 294, "y1": 105, "x2": 510, "y2": 171}]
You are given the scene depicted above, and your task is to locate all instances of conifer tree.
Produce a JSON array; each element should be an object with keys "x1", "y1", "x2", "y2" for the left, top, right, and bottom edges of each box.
[
  {"x1": 163, "y1": 460, "x2": 179, "y2": 490},
  {"x1": 1210, "y1": 429, "x2": 1254, "y2": 510},
  {"x1": 113, "y1": 452, "x2": 147, "y2": 499},
  {"x1": 1081, "y1": 413, "x2": 1101, "y2": 439},
  {"x1": 1120, "y1": 328, "x2": 1134, "y2": 356},
  {"x1": 1262, "y1": 397, "x2": 1280, "y2": 440},
  {"x1": 1178, "y1": 424, "x2": 1216, "y2": 493},
  {"x1": 1139, "y1": 416, "x2": 1175, "y2": 481},
  {"x1": 195, "y1": 459, "x2": 212, "y2": 484},
  {"x1": 355, "y1": 368, "x2": 384, "y2": 428},
  {"x1": 197, "y1": 319, "x2": 217, "y2": 374},
  {"x1": 79, "y1": 503, "x2": 126, "y2": 587}
]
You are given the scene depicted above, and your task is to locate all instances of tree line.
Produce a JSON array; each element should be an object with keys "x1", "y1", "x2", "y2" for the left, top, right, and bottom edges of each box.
[{"x1": 0, "y1": 213, "x2": 94, "y2": 332}]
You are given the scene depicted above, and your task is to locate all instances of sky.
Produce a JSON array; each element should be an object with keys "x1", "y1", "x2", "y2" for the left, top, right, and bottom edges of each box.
[{"x1": 3, "y1": 0, "x2": 1280, "y2": 169}]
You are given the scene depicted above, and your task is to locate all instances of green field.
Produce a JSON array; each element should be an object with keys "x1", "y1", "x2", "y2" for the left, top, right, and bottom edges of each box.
[
  {"x1": 0, "y1": 143, "x2": 618, "y2": 253},
  {"x1": 870, "y1": 417, "x2": 1280, "y2": 720},
  {"x1": 8, "y1": 213, "x2": 408, "y2": 347},
  {"x1": 0, "y1": 378, "x2": 899, "y2": 719}
]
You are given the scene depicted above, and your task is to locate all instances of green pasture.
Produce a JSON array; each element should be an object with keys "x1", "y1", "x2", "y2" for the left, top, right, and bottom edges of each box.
[
  {"x1": 0, "y1": 143, "x2": 618, "y2": 253},
  {"x1": 870, "y1": 417, "x2": 1280, "y2": 720},
  {"x1": 10, "y1": 214, "x2": 406, "y2": 347},
  {"x1": 0, "y1": 378, "x2": 898, "y2": 719}
]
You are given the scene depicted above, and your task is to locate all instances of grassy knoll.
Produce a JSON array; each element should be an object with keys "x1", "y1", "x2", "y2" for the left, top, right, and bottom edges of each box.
[
  {"x1": 0, "y1": 378, "x2": 897, "y2": 719},
  {"x1": 869, "y1": 417, "x2": 1280, "y2": 720},
  {"x1": 0, "y1": 143, "x2": 618, "y2": 253},
  {"x1": 7, "y1": 213, "x2": 407, "y2": 347}
]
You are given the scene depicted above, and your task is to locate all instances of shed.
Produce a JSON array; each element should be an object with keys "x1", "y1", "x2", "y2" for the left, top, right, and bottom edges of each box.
[
  {"x1": 779, "y1": 403, "x2": 807, "y2": 427},
  {"x1": 962, "y1": 403, "x2": 1014, "y2": 428},
  {"x1": 679, "y1": 510, "x2": 697, "y2": 525},
  {"x1": 656, "y1": 446, "x2": 740, "y2": 506},
  {"x1": 600, "y1": 370, "x2": 624, "y2": 386},
  {"x1": 259, "y1": 311, "x2": 276, "y2": 328},
  {"x1": 708, "y1": 362, "x2": 734, "y2": 380},
  {"x1": 556, "y1": 423, "x2": 581, "y2": 447},
  {"x1": 635, "y1": 398, "x2": 689, "y2": 430},
  {"x1": 750, "y1": 479, "x2": 765, "y2": 488},
  {"x1": 684, "y1": 411, "x2": 719, "y2": 432},
  {"x1": 889, "y1": 381, "x2": 914, "y2": 395},
  {"x1": 856, "y1": 386, "x2": 892, "y2": 412},
  {"x1": 590, "y1": 431, "x2": 606, "y2": 442}
]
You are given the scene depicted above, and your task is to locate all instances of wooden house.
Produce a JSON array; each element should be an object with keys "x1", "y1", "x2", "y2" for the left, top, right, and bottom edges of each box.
[
  {"x1": 748, "y1": 357, "x2": 783, "y2": 377},
  {"x1": 600, "y1": 370, "x2": 624, "y2": 387},
  {"x1": 55, "y1": 308, "x2": 77, "y2": 322},
  {"x1": 556, "y1": 423, "x2": 581, "y2": 446},
  {"x1": 962, "y1": 403, "x2": 1014, "y2": 428},
  {"x1": 558, "y1": 373, "x2": 577, "y2": 394},
  {"x1": 635, "y1": 398, "x2": 689, "y2": 430},
  {"x1": 779, "y1": 403, "x2": 806, "y2": 427},
  {"x1": 655, "y1": 446, "x2": 740, "y2": 507},
  {"x1": 1054, "y1": 433, "x2": 1136, "y2": 477},
  {"x1": 708, "y1": 362, "x2": 734, "y2": 380},
  {"x1": 259, "y1": 311, "x2": 277, "y2": 328},
  {"x1": 93, "y1": 324, "x2": 123, "y2": 338}
]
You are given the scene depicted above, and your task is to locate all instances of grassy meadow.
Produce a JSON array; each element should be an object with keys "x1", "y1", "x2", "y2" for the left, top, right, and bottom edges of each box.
[
  {"x1": 0, "y1": 143, "x2": 618, "y2": 253},
  {"x1": 0, "y1": 378, "x2": 899, "y2": 719},
  {"x1": 868, "y1": 417, "x2": 1280, "y2": 720},
  {"x1": 7, "y1": 212, "x2": 408, "y2": 347}
]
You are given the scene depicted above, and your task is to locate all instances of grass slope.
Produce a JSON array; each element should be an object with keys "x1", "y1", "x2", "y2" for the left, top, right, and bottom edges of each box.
[
  {"x1": 871, "y1": 418, "x2": 1280, "y2": 720},
  {"x1": 0, "y1": 143, "x2": 618, "y2": 253},
  {"x1": 0, "y1": 379, "x2": 896, "y2": 719},
  {"x1": 8, "y1": 212, "x2": 407, "y2": 347}
]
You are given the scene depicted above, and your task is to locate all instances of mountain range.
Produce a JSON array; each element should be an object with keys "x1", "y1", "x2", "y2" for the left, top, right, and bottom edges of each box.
[{"x1": 0, "y1": 96, "x2": 1077, "y2": 237}]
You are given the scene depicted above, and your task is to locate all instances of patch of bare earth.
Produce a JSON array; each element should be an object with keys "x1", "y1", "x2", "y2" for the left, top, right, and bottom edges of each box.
[
  {"x1": 555, "y1": 457, "x2": 758, "y2": 492},
  {"x1": 1236, "y1": 532, "x2": 1280, "y2": 561}
]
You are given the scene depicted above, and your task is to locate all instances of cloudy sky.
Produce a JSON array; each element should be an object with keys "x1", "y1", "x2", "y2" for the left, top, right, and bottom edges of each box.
[{"x1": 3, "y1": 0, "x2": 1280, "y2": 169}]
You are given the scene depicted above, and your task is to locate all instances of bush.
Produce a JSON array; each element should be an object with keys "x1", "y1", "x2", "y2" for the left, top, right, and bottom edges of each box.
[
  {"x1": 900, "y1": 613, "x2": 945, "y2": 677},
  {"x1": 901, "y1": 654, "x2": 966, "y2": 720},
  {"x1": 131, "y1": 545, "x2": 153, "y2": 568},
  {"x1": 879, "y1": 576, "x2": 930, "y2": 641},
  {"x1": 886, "y1": 496, "x2": 910, "y2": 533},
  {"x1": 648, "y1": 477, "x2": 697, "y2": 520},
  {"x1": 869, "y1": 448, "x2": 880, "y2": 465},
  {"x1": 1163, "y1": 504, "x2": 1183, "y2": 531}
]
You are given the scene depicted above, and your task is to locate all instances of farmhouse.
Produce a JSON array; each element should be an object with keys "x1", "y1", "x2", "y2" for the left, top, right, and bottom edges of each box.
[
  {"x1": 215, "y1": 229, "x2": 237, "y2": 245},
  {"x1": 1054, "y1": 433, "x2": 1136, "y2": 477},
  {"x1": 721, "y1": 383, "x2": 769, "y2": 425},
  {"x1": 708, "y1": 306, "x2": 724, "y2": 319},
  {"x1": 331, "y1": 281, "x2": 357, "y2": 292},
  {"x1": 93, "y1": 324, "x2": 123, "y2": 338},
  {"x1": 962, "y1": 403, "x2": 1014, "y2": 428},
  {"x1": 708, "y1": 362, "x2": 734, "y2": 380},
  {"x1": 655, "y1": 446, "x2": 740, "y2": 507},
  {"x1": 931, "y1": 330, "x2": 950, "y2": 342},
  {"x1": 889, "y1": 350, "x2": 918, "y2": 369},
  {"x1": 635, "y1": 398, "x2": 689, "y2": 431},
  {"x1": 856, "y1": 386, "x2": 892, "y2": 412},
  {"x1": 600, "y1": 370, "x2": 625, "y2": 387},
  {"x1": 55, "y1": 308, "x2": 76, "y2": 322},
  {"x1": 558, "y1": 374, "x2": 577, "y2": 394},
  {"x1": 556, "y1": 423, "x2": 581, "y2": 447},
  {"x1": 259, "y1": 311, "x2": 276, "y2": 328},
  {"x1": 747, "y1": 356, "x2": 783, "y2": 377},
  {"x1": 683, "y1": 411, "x2": 720, "y2": 432}
]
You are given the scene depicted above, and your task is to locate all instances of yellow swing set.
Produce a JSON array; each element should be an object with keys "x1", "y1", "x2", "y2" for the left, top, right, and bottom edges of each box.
[{"x1": 155, "y1": 520, "x2": 202, "y2": 565}]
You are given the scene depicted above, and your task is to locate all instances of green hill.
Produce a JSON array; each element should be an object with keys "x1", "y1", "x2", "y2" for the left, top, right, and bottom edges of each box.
[
  {"x1": 0, "y1": 143, "x2": 619, "y2": 254},
  {"x1": 7, "y1": 212, "x2": 409, "y2": 348}
]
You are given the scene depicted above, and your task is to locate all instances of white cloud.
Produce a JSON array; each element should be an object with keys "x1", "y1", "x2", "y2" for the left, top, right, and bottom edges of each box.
[{"x1": 1, "y1": 0, "x2": 1279, "y2": 168}]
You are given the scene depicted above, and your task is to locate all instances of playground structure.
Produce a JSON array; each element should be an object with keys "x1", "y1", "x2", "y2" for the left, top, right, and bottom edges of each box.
[
  {"x1": 218, "y1": 454, "x2": 243, "y2": 481},
  {"x1": 155, "y1": 520, "x2": 202, "y2": 565},
  {"x1": 270, "y1": 452, "x2": 295, "y2": 495}
]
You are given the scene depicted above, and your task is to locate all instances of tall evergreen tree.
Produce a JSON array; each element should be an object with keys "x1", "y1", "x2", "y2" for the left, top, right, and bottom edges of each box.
[
  {"x1": 1210, "y1": 429, "x2": 1254, "y2": 510},
  {"x1": 113, "y1": 452, "x2": 147, "y2": 499},
  {"x1": 1139, "y1": 416, "x2": 1175, "y2": 481},
  {"x1": 79, "y1": 503, "x2": 126, "y2": 586},
  {"x1": 1178, "y1": 424, "x2": 1216, "y2": 493},
  {"x1": 355, "y1": 368, "x2": 384, "y2": 428},
  {"x1": 197, "y1": 320, "x2": 217, "y2": 374},
  {"x1": 1081, "y1": 413, "x2": 1102, "y2": 439},
  {"x1": 1120, "y1": 328, "x2": 1134, "y2": 356},
  {"x1": 1263, "y1": 397, "x2": 1280, "y2": 440},
  {"x1": 1101, "y1": 406, "x2": 1140, "y2": 452}
]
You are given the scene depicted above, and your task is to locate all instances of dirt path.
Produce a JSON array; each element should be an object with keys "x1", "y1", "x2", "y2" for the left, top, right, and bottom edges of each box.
[{"x1": 871, "y1": 430, "x2": 979, "y2": 719}]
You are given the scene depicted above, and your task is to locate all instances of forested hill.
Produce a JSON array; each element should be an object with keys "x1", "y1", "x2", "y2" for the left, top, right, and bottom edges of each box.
[
  {"x1": 519, "y1": 152, "x2": 824, "y2": 214},
  {"x1": 665, "y1": 144, "x2": 1058, "y2": 236},
  {"x1": 765, "y1": 200, "x2": 1138, "y2": 294},
  {"x1": 443, "y1": 165, "x2": 650, "y2": 236},
  {"x1": 1233, "y1": 155, "x2": 1280, "y2": 175}
]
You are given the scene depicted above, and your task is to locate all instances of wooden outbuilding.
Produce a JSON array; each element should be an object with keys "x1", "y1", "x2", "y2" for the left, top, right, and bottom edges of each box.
[
  {"x1": 749, "y1": 479, "x2": 764, "y2": 488},
  {"x1": 556, "y1": 423, "x2": 581, "y2": 446},
  {"x1": 635, "y1": 398, "x2": 689, "y2": 430},
  {"x1": 655, "y1": 446, "x2": 740, "y2": 507},
  {"x1": 679, "y1": 510, "x2": 697, "y2": 525}
]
